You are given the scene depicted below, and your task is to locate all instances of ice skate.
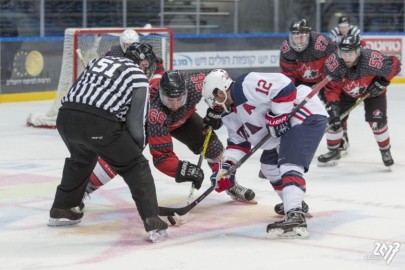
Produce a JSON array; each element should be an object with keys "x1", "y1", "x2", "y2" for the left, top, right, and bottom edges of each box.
[
  {"x1": 267, "y1": 208, "x2": 308, "y2": 239},
  {"x1": 144, "y1": 216, "x2": 168, "y2": 243},
  {"x1": 226, "y1": 182, "x2": 257, "y2": 204},
  {"x1": 338, "y1": 134, "x2": 350, "y2": 155},
  {"x1": 274, "y1": 201, "x2": 312, "y2": 217},
  {"x1": 48, "y1": 206, "x2": 83, "y2": 226},
  {"x1": 317, "y1": 149, "x2": 341, "y2": 167},
  {"x1": 380, "y1": 147, "x2": 394, "y2": 170}
]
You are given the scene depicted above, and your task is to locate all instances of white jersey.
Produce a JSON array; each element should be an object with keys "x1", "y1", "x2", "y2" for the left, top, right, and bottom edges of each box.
[{"x1": 222, "y1": 72, "x2": 328, "y2": 163}]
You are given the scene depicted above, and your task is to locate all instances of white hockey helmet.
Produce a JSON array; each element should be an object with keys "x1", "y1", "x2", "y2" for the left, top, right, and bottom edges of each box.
[
  {"x1": 202, "y1": 69, "x2": 233, "y2": 112},
  {"x1": 120, "y1": 29, "x2": 140, "y2": 52}
]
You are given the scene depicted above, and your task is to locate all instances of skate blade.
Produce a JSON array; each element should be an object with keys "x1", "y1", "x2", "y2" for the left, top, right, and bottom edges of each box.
[
  {"x1": 317, "y1": 160, "x2": 339, "y2": 167},
  {"x1": 275, "y1": 212, "x2": 313, "y2": 218},
  {"x1": 148, "y1": 229, "x2": 168, "y2": 243},
  {"x1": 267, "y1": 227, "x2": 309, "y2": 239},
  {"x1": 47, "y1": 218, "x2": 81, "y2": 227},
  {"x1": 229, "y1": 196, "x2": 258, "y2": 204}
]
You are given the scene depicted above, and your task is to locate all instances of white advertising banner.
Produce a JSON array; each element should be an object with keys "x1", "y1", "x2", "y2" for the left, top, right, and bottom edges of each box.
[{"x1": 173, "y1": 50, "x2": 280, "y2": 70}]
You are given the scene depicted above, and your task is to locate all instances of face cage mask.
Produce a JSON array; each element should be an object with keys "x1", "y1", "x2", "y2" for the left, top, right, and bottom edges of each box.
[
  {"x1": 204, "y1": 88, "x2": 230, "y2": 113},
  {"x1": 159, "y1": 91, "x2": 188, "y2": 110},
  {"x1": 337, "y1": 48, "x2": 360, "y2": 59},
  {"x1": 289, "y1": 33, "x2": 310, "y2": 52}
]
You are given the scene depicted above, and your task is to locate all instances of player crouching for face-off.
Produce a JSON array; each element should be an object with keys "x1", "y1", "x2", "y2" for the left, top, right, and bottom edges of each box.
[
  {"x1": 202, "y1": 69, "x2": 328, "y2": 238},
  {"x1": 82, "y1": 70, "x2": 257, "y2": 222},
  {"x1": 47, "y1": 42, "x2": 168, "y2": 243}
]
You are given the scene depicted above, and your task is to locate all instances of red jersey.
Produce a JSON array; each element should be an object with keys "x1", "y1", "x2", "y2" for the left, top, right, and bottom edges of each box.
[
  {"x1": 323, "y1": 48, "x2": 401, "y2": 103},
  {"x1": 280, "y1": 32, "x2": 337, "y2": 84},
  {"x1": 147, "y1": 71, "x2": 210, "y2": 177}
]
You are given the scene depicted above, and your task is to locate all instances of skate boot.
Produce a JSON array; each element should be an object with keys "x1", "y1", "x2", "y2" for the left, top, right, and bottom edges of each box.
[
  {"x1": 48, "y1": 206, "x2": 84, "y2": 226},
  {"x1": 380, "y1": 147, "x2": 394, "y2": 167},
  {"x1": 338, "y1": 133, "x2": 350, "y2": 154},
  {"x1": 317, "y1": 149, "x2": 341, "y2": 167},
  {"x1": 226, "y1": 182, "x2": 256, "y2": 204},
  {"x1": 267, "y1": 208, "x2": 308, "y2": 239},
  {"x1": 144, "y1": 216, "x2": 168, "y2": 243},
  {"x1": 274, "y1": 201, "x2": 309, "y2": 216}
]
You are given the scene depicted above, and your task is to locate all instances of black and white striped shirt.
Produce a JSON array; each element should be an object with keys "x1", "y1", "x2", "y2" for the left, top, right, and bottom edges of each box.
[
  {"x1": 329, "y1": 25, "x2": 361, "y2": 44},
  {"x1": 62, "y1": 56, "x2": 149, "y2": 121}
]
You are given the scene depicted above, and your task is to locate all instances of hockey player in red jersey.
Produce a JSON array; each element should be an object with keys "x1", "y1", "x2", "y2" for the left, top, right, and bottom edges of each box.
[
  {"x1": 84, "y1": 70, "x2": 256, "y2": 208},
  {"x1": 280, "y1": 19, "x2": 337, "y2": 103},
  {"x1": 318, "y1": 34, "x2": 401, "y2": 168}
]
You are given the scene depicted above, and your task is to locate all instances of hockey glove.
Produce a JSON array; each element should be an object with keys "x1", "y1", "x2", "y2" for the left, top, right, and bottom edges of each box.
[
  {"x1": 326, "y1": 101, "x2": 342, "y2": 131},
  {"x1": 203, "y1": 107, "x2": 223, "y2": 130},
  {"x1": 368, "y1": 76, "x2": 390, "y2": 97},
  {"x1": 265, "y1": 112, "x2": 291, "y2": 137},
  {"x1": 175, "y1": 161, "x2": 204, "y2": 190},
  {"x1": 210, "y1": 162, "x2": 235, "y2": 192}
]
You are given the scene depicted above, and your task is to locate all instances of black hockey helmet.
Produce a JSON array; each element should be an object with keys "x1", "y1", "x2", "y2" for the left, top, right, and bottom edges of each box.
[
  {"x1": 289, "y1": 19, "x2": 311, "y2": 52},
  {"x1": 125, "y1": 42, "x2": 157, "y2": 79},
  {"x1": 339, "y1": 34, "x2": 361, "y2": 52},
  {"x1": 159, "y1": 70, "x2": 187, "y2": 110},
  {"x1": 338, "y1": 16, "x2": 350, "y2": 26},
  {"x1": 289, "y1": 19, "x2": 311, "y2": 35}
]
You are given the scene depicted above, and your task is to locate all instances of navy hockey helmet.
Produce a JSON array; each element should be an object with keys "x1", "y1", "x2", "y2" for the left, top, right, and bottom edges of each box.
[
  {"x1": 159, "y1": 70, "x2": 187, "y2": 110},
  {"x1": 288, "y1": 19, "x2": 311, "y2": 52}
]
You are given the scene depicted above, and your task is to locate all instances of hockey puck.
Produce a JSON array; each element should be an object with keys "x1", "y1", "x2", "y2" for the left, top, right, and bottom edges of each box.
[{"x1": 167, "y1": 215, "x2": 176, "y2": 225}]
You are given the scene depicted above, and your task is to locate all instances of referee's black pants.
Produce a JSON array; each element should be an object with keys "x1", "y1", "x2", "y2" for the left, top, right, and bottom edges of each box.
[{"x1": 52, "y1": 105, "x2": 159, "y2": 220}]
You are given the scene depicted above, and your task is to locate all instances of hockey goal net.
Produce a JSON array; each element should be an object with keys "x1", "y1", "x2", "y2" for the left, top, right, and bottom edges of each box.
[{"x1": 26, "y1": 27, "x2": 174, "y2": 128}]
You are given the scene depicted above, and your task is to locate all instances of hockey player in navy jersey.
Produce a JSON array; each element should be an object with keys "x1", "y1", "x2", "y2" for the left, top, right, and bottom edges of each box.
[
  {"x1": 202, "y1": 69, "x2": 328, "y2": 238},
  {"x1": 318, "y1": 35, "x2": 401, "y2": 168}
]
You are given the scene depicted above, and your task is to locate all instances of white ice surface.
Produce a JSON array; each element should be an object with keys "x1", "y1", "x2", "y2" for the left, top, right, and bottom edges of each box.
[{"x1": 0, "y1": 86, "x2": 404, "y2": 270}]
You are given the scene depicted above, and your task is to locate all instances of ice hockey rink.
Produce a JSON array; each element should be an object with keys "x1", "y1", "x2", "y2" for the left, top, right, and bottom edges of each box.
[{"x1": 0, "y1": 85, "x2": 404, "y2": 270}]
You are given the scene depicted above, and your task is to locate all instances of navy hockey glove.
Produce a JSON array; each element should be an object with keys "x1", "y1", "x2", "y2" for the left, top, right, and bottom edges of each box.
[
  {"x1": 265, "y1": 112, "x2": 291, "y2": 137},
  {"x1": 368, "y1": 76, "x2": 390, "y2": 97},
  {"x1": 326, "y1": 102, "x2": 342, "y2": 131},
  {"x1": 210, "y1": 162, "x2": 235, "y2": 192},
  {"x1": 203, "y1": 107, "x2": 223, "y2": 130},
  {"x1": 175, "y1": 161, "x2": 204, "y2": 190}
]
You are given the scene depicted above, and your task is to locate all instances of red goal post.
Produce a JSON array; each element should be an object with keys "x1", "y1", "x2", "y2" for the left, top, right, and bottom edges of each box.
[{"x1": 26, "y1": 27, "x2": 174, "y2": 128}]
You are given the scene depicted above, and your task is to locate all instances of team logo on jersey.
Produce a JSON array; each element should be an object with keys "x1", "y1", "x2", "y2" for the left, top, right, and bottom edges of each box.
[
  {"x1": 344, "y1": 81, "x2": 367, "y2": 97},
  {"x1": 299, "y1": 64, "x2": 319, "y2": 79},
  {"x1": 372, "y1": 109, "x2": 383, "y2": 119}
]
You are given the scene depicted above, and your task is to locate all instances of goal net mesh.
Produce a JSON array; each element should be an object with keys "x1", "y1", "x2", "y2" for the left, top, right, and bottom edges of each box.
[{"x1": 27, "y1": 27, "x2": 173, "y2": 128}]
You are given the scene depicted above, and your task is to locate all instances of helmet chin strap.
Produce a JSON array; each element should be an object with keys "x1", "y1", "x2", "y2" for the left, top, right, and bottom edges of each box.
[{"x1": 215, "y1": 89, "x2": 230, "y2": 112}]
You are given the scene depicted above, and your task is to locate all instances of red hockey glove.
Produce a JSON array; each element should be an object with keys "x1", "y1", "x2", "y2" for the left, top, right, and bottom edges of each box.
[{"x1": 210, "y1": 162, "x2": 235, "y2": 192}]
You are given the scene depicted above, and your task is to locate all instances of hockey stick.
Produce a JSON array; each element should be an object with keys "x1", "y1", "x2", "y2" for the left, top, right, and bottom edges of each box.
[
  {"x1": 158, "y1": 75, "x2": 331, "y2": 217},
  {"x1": 324, "y1": 92, "x2": 370, "y2": 133},
  {"x1": 187, "y1": 128, "x2": 213, "y2": 205}
]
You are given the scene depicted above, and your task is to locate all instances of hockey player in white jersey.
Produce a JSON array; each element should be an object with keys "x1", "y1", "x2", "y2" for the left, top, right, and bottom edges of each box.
[{"x1": 202, "y1": 69, "x2": 328, "y2": 238}]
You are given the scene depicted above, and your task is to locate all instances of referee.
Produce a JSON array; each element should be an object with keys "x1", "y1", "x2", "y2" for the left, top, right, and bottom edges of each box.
[{"x1": 48, "y1": 42, "x2": 168, "y2": 242}]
